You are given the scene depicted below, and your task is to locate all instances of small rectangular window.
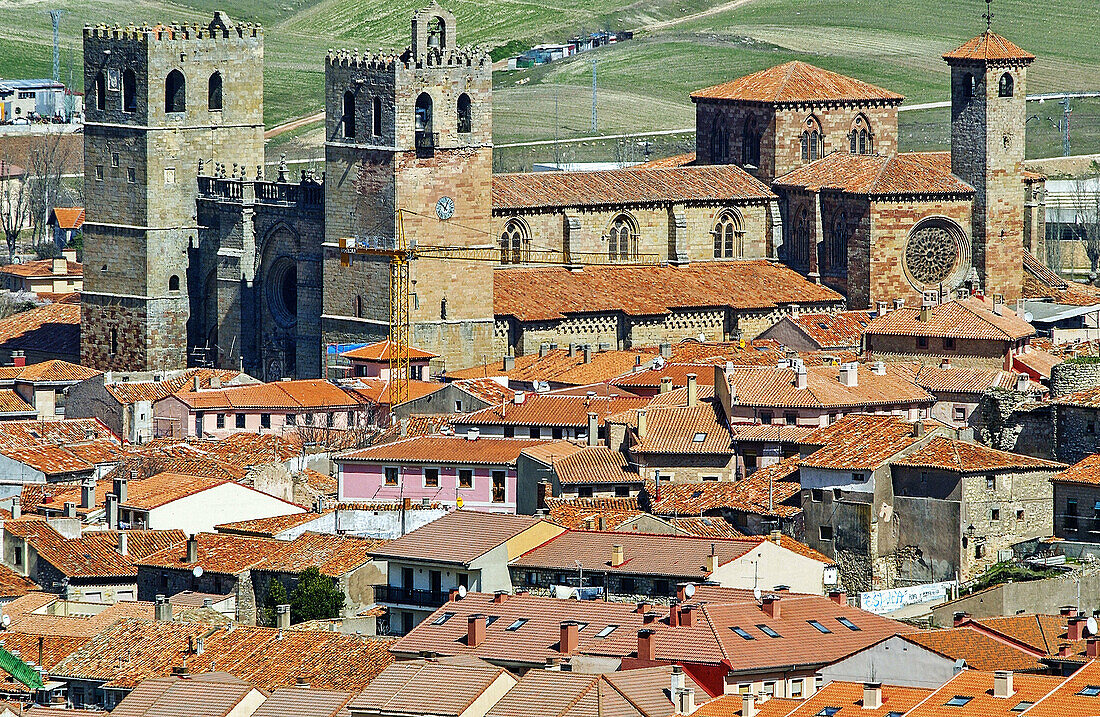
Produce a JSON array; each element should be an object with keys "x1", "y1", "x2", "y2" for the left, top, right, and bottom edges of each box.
[
  {"x1": 1012, "y1": 703, "x2": 1033, "y2": 712},
  {"x1": 986, "y1": 476, "x2": 996, "y2": 490},
  {"x1": 945, "y1": 696, "x2": 973, "y2": 707},
  {"x1": 127, "y1": 167, "x2": 136, "y2": 183},
  {"x1": 917, "y1": 336, "x2": 929, "y2": 349},
  {"x1": 235, "y1": 413, "x2": 246, "y2": 428},
  {"x1": 811, "y1": 488, "x2": 823, "y2": 502},
  {"x1": 529, "y1": 427, "x2": 541, "y2": 439},
  {"x1": 385, "y1": 466, "x2": 399, "y2": 486},
  {"x1": 553, "y1": 427, "x2": 564, "y2": 439},
  {"x1": 991, "y1": 508, "x2": 1000, "y2": 521},
  {"x1": 112, "y1": 153, "x2": 120, "y2": 168},
  {"x1": 431, "y1": 612, "x2": 455, "y2": 625},
  {"x1": 95, "y1": 165, "x2": 104, "y2": 181},
  {"x1": 819, "y1": 525, "x2": 833, "y2": 541},
  {"x1": 1017, "y1": 509, "x2": 1025, "y2": 521},
  {"x1": 756, "y1": 624, "x2": 781, "y2": 638},
  {"x1": 595, "y1": 625, "x2": 618, "y2": 638},
  {"x1": 286, "y1": 413, "x2": 296, "y2": 426},
  {"x1": 817, "y1": 708, "x2": 840, "y2": 717},
  {"x1": 953, "y1": 406, "x2": 967, "y2": 423},
  {"x1": 615, "y1": 485, "x2": 630, "y2": 497},
  {"x1": 808, "y1": 620, "x2": 832, "y2": 634},
  {"x1": 784, "y1": 412, "x2": 797, "y2": 425},
  {"x1": 944, "y1": 337, "x2": 956, "y2": 350},
  {"x1": 458, "y1": 469, "x2": 473, "y2": 489},
  {"x1": 790, "y1": 680, "x2": 804, "y2": 698},
  {"x1": 504, "y1": 426, "x2": 515, "y2": 438},
  {"x1": 260, "y1": 413, "x2": 271, "y2": 429},
  {"x1": 455, "y1": 400, "x2": 463, "y2": 412},
  {"x1": 760, "y1": 412, "x2": 773, "y2": 424},
  {"x1": 216, "y1": 414, "x2": 225, "y2": 429},
  {"x1": 424, "y1": 467, "x2": 439, "y2": 488},
  {"x1": 164, "y1": 167, "x2": 176, "y2": 185},
  {"x1": 1080, "y1": 686, "x2": 1100, "y2": 697}
]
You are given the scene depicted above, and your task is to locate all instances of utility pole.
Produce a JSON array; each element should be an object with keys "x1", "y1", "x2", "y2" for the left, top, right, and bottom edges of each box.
[
  {"x1": 1060, "y1": 96, "x2": 1072, "y2": 157},
  {"x1": 49, "y1": 10, "x2": 63, "y2": 118},
  {"x1": 591, "y1": 56, "x2": 597, "y2": 133}
]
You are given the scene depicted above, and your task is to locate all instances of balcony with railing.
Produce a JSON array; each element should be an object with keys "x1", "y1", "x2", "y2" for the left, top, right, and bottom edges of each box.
[
  {"x1": 374, "y1": 584, "x2": 449, "y2": 609},
  {"x1": 198, "y1": 174, "x2": 323, "y2": 208}
]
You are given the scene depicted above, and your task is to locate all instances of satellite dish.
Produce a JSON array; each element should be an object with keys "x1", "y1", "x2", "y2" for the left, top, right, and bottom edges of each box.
[
  {"x1": 1, "y1": 614, "x2": 10, "y2": 628},
  {"x1": 457, "y1": 585, "x2": 467, "y2": 599},
  {"x1": 753, "y1": 586, "x2": 762, "y2": 602},
  {"x1": 1088, "y1": 616, "x2": 1098, "y2": 636},
  {"x1": 684, "y1": 583, "x2": 696, "y2": 599},
  {"x1": 192, "y1": 566, "x2": 204, "y2": 578},
  {"x1": 1024, "y1": 312, "x2": 1034, "y2": 323}
]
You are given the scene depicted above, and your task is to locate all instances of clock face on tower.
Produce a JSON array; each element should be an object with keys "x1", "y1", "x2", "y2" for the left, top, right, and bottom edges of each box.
[{"x1": 435, "y1": 196, "x2": 455, "y2": 220}]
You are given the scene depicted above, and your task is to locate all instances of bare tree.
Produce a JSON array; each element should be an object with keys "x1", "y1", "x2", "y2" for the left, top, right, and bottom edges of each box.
[
  {"x1": 1072, "y1": 161, "x2": 1100, "y2": 283},
  {"x1": 0, "y1": 160, "x2": 30, "y2": 262},
  {"x1": 25, "y1": 125, "x2": 79, "y2": 248}
]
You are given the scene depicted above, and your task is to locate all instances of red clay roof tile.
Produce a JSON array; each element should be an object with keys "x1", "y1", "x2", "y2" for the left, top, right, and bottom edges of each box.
[{"x1": 691, "y1": 61, "x2": 904, "y2": 104}]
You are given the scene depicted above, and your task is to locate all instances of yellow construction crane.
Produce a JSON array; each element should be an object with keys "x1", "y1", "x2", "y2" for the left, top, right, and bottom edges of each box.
[{"x1": 340, "y1": 209, "x2": 659, "y2": 406}]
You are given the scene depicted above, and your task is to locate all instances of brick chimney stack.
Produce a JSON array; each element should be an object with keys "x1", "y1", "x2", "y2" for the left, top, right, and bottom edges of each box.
[
  {"x1": 467, "y1": 614, "x2": 487, "y2": 647},
  {"x1": 681, "y1": 604, "x2": 696, "y2": 627},
  {"x1": 829, "y1": 590, "x2": 847, "y2": 605},
  {"x1": 637, "y1": 629, "x2": 655, "y2": 661},
  {"x1": 761, "y1": 595, "x2": 780, "y2": 619},
  {"x1": 1069, "y1": 617, "x2": 1087, "y2": 641},
  {"x1": 560, "y1": 621, "x2": 579, "y2": 653},
  {"x1": 953, "y1": 611, "x2": 971, "y2": 627},
  {"x1": 612, "y1": 544, "x2": 624, "y2": 567}
]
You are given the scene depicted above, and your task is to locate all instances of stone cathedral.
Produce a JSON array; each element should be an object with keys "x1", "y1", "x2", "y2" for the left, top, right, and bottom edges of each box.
[{"x1": 79, "y1": 4, "x2": 1045, "y2": 378}]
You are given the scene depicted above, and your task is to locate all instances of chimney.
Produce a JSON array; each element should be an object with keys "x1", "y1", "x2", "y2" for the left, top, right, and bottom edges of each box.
[
  {"x1": 681, "y1": 604, "x2": 696, "y2": 627},
  {"x1": 10, "y1": 351, "x2": 24, "y2": 367},
  {"x1": 569, "y1": 344, "x2": 577, "y2": 358},
  {"x1": 105, "y1": 493, "x2": 118, "y2": 529},
  {"x1": 676, "y1": 688, "x2": 696, "y2": 716},
  {"x1": 186, "y1": 534, "x2": 198, "y2": 563},
  {"x1": 644, "y1": 612, "x2": 658, "y2": 625},
  {"x1": 687, "y1": 374, "x2": 698, "y2": 408},
  {"x1": 466, "y1": 428, "x2": 480, "y2": 441},
  {"x1": 114, "y1": 476, "x2": 128, "y2": 504},
  {"x1": 540, "y1": 343, "x2": 551, "y2": 358},
  {"x1": 449, "y1": 588, "x2": 461, "y2": 602},
  {"x1": 52, "y1": 258, "x2": 67, "y2": 275},
  {"x1": 637, "y1": 410, "x2": 647, "y2": 439},
  {"x1": 769, "y1": 529, "x2": 782, "y2": 545},
  {"x1": 193, "y1": 375, "x2": 201, "y2": 392},
  {"x1": 789, "y1": 303, "x2": 800, "y2": 320},
  {"x1": 210, "y1": 375, "x2": 221, "y2": 389},
  {"x1": 80, "y1": 479, "x2": 95, "y2": 509},
  {"x1": 10, "y1": 495, "x2": 19, "y2": 520},
  {"x1": 560, "y1": 621, "x2": 579, "y2": 653},
  {"x1": 637, "y1": 629, "x2": 656, "y2": 661},
  {"x1": 1069, "y1": 616, "x2": 1086, "y2": 641},
  {"x1": 660, "y1": 342, "x2": 672, "y2": 360},
  {"x1": 839, "y1": 363, "x2": 858, "y2": 387},
  {"x1": 863, "y1": 683, "x2": 883, "y2": 709},
  {"x1": 503, "y1": 355, "x2": 515, "y2": 371},
  {"x1": 953, "y1": 611, "x2": 971, "y2": 627},
  {"x1": 467, "y1": 614, "x2": 487, "y2": 647},
  {"x1": 940, "y1": 358, "x2": 952, "y2": 370},
  {"x1": 893, "y1": 298, "x2": 905, "y2": 311},
  {"x1": 493, "y1": 590, "x2": 508, "y2": 604},
  {"x1": 118, "y1": 532, "x2": 128, "y2": 556},
  {"x1": 587, "y1": 413, "x2": 599, "y2": 447},
  {"x1": 660, "y1": 377, "x2": 673, "y2": 394},
  {"x1": 742, "y1": 694, "x2": 757, "y2": 717},
  {"x1": 1059, "y1": 605, "x2": 1077, "y2": 617},
  {"x1": 705, "y1": 552, "x2": 719, "y2": 573},
  {"x1": 761, "y1": 595, "x2": 781, "y2": 619},
  {"x1": 828, "y1": 590, "x2": 847, "y2": 606},
  {"x1": 1089, "y1": 639, "x2": 1100, "y2": 659},
  {"x1": 276, "y1": 604, "x2": 290, "y2": 629},
  {"x1": 154, "y1": 594, "x2": 171, "y2": 621},
  {"x1": 993, "y1": 671, "x2": 1013, "y2": 699},
  {"x1": 870, "y1": 361, "x2": 886, "y2": 376},
  {"x1": 583, "y1": 346, "x2": 592, "y2": 364},
  {"x1": 62, "y1": 501, "x2": 76, "y2": 518},
  {"x1": 671, "y1": 664, "x2": 686, "y2": 693},
  {"x1": 1059, "y1": 643, "x2": 1075, "y2": 657},
  {"x1": 1015, "y1": 374, "x2": 1029, "y2": 392},
  {"x1": 795, "y1": 364, "x2": 808, "y2": 390},
  {"x1": 677, "y1": 584, "x2": 692, "y2": 602},
  {"x1": 636, "y1": 602, "x2": 652, "y2": 614},
  {"x1": 876, "y1": 301, "x2": 888, "y2": 315},
  {"x1": 203, "y1": 598, "x2": 213, "y2": 608},
  {"x1": 669, "y1": 603, "x2": 681, "y2": 628},
  {"x1": 611, "y1": 544, "x2": 625, "y2": 567}
]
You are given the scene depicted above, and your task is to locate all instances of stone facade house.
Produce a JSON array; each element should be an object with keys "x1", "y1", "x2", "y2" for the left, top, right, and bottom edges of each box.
[{"x1": 1049, "y1": 454, "x2": 1100, "y2": 542}]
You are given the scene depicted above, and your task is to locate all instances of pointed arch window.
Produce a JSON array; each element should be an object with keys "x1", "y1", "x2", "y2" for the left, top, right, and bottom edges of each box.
[
  {"x1": 826, "y1": 210, "x2": 852, "y2": 276},
  {"x1": 713, "y1": 210, "x2": 745, "y2": 259},
  {"x1": 457, "y1": 93, "x2": 472, "y2": 134},
  {"x1": 165, "y1": 70, "x2": 186, "y2": 114},
  {"x1": 94, "y1": 71, "x2": 106, "y2": 112},
  {"x1": 741, "y1": 116, "x2": 760, "y2": 167},
  {"x1": 800, "y1": 116, "x2": 823, "y2": 162},
  {"x1": 710, "y1": 116, "x2": 729, "y2": 164},
  {"x1": 998, "y1": 72, "x2": 1014, "y2": 97},
  {"x1": 792, "y1": 208, "x2": 813, "y2": 269},
  {"x1": 499, "y1": 219, "x2": 529, "y2": 264},
  {"x1": 415, "y1": 93, "x2": 434, "y2": 152},
  {"x1": 849, "y1": 115, "x2": 873, "y2": 155},
  {"x1": 343, "y1": 90, "x2": 356, "y2": 138},
  {"x1": 208, "y1": 72, "x2": 223, "y2": 111},
  {"x1": 608, "y1": 214, "x2": 637, "y2": 262},
  {"x1": 122, "y1": 69, "x2": 137, "y2": 113}
]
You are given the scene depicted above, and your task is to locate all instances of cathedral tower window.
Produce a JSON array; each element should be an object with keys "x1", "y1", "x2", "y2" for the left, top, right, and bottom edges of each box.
[
  {"x1": 608, "y1": 214, "x2": 638, "y2": 262},
  {"x1": 415, "y1": 93, "x2": 434, "y2": 151},
  {"x1": 122, "y1": 69, "x2": 137, "y2": 113},
  {"x1": 962, "y1": 73, "x2": 976, "y2": 102},
  {"x1": 849, "y1": 115, "x2": 873, "y2": 155},
  {"x1": 343, "y1": 91, "x2": 356, "y2": 138},
  {"x1": 826, "y1": 211, "x2": 851, "y2": 275},
  {"x1": 165, "y1": 70, "x2": 186, "y2": 114},
  {"x1": 499, "y1": 219, "x2": 529, "y2": 264},
  {"x1": 168, "y1": 275, "x2": 180, "y2": 292},
  {"x1": 792, "y1": 208, "x2": 812, "y2": 268},
  {"x1": 457, "y1": 93, "x2": 472, "y2": 134},
  {"x1": 427, "y1": 16, "x2": 446, "y2": 51},
  {"x1": 741, "y1": 116, "x2": 760, "y2": 167},
  {"x1": 372, "y1": 96, "x2": 383, "y2": 137},
  {"x1": 710, "y1": 116, "x2": 729, "y2": 164},
  {"x1": 713, "y1": 210, "x2": 745, "y2": 259},
  {"x1": 208, "y1": 72, "x2": 223, "y2": 111},
  {"x1": 94, "y1": 71, "x2": 106, "y2": 112},
  {"x1": 998, "y1": 72, "x2": 1014, "y2": 97},
  {"x1": 800, "y1": 116, "x2": 823, "y2": 162}
]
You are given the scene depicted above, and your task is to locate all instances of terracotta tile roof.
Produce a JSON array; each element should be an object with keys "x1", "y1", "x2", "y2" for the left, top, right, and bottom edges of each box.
[
  {"x1": 454, "y1": 378, "x2": 513, "y2": 404},
  {"x1": 373, "y1": 414, "x2": 456, "y2": 445},
  {"x1": 943, "y1": 31, "x2": 1035, "y2": 63},
  {"x1": 1053, "y1": 386, "x2": 1100, "y2": 408},
  {"x1": 340, "y1": 340, "x2": 438, "y2": 362},
  {"x1": 340, "y1": 378, "x2": 441, "y2": 407},
  {"x1": 215, "y1": 511, "x2": 329, "y2": 538},
  {"x1": 458, "y1": 394, "x2": 651, "y2": 428},
  {"x1": 724, "y1": 363, "x2": 934, "y2": 410},
  {"x1": 4, "y1": 522, "x2": 186, "y2": 578},
  {"x1": 1053, "y1": 454, "x2": 1100, "y2": 486},
  {"x1": 1025, "y1": 659, "x2": 1100, "y2": 717},
  {"x1": 5, "y1": 360, "x2": 100, "y2": 383},
  {"x1": 50, "y1": 617, "x2": 395, "y2": 691},
  {"x1": 50, "y1": 207, "x2": 84, "y2": 230},
  {"x1": 905, "y1": 670, "x2": 1060, "y2": 717},
  {"x1": 367, "y1": 511, "x2": 554, "y2": 566},
  {"x1": 104, "y1": 369, "x2": 245, "y2": 405},
  {"x1": 492, "y1": 165, "x2": 774, "y2": 211},
  {"x1": 1022, "y1": 270, "x2": 1100, "y2": 307},
  {"x1": 893, "y1": 437, "x2": 1064, "y2": 473},
  {"x1": 865, "y1": 298, "x2": 1035, "y2": 341},
  {"x1": 339, "y1": 435, "x2": 566, "y2": 466},
  {"x1": 176, "y1": 379, "x2": 369, "y2": 411},
  {"x1": 729, "y1": 423, "x2": 817, "y2": 444},
  {"x1": 647, "y1": 469, "x2": 801, "y2": 519},
  {"x1": 632, "y1": 403, "x2": 732, "y2": 455},
  {"x1": 108, "y1": 673, "x2": 259, "y2": 717},
  {"x1": 254, "y1": 532, "x2": 383, "y2": 576},
  {"x1": 350, "y1": 660, "x2": 510, "y2": 717},
  {"x1": 551, "y1": 446, "x2": 638, "y2": 485},
  {"x1": 613, "y1": 364, "x2": 722, "y2": 390},
  {"x1": 694, "y1": 695, "x2": 798, "y2": 717},
  {"x1": 0, "y1": 260, "x2": 81, "y2": 279},
  {"x1": 0, "y1": 303, "x2": 79, "y2": 357},
  {"x1": 3, "y1": 439, "x2": 121, "y2": 478},
  {"x1": 903, "y1": 628, "x2": 1045, "y2": 671},
  {"x1": 448, "y1": 349, "x2": 654, "y2": 386},
  {"x1": 787, "y1": 311, "x2": 874, "y2": 349},
  {"x1": 119, "y1": 471, "x2": 234, "y2": 510},
  {"x1": 1012, "y1": 349, "x2": 1061, "y2": 379},
  {"x1": 670, "y1": 517, "x2": 747, "y2": 539},
  {"x1": 2, "y1": 592, "x2": 59, "y2": 618},
  {"x1": 782, "y1": 681, "x2": 931, "y2": 717},
  {"x1": 0, "y1": 389, "x2": 35, "y2": 415},
  {"x1": 252, "y1": 687, "x2": 355, "y2": 717},
  {"x1": 970, "y1": 614, "x2": 1078, "y2": 657},
  {"x1": 0, "y1": 564, "x2": 38, "y2": 599},
  {"x1": 799, "y1": 415, "x2": 924, "y2": 471},
  {"x1": 136, "y1": 531, "x2": 373, "y2": 577},
  {"x1": 630, "y1": 152, "x2": 696, "y2": 170},
  {"x1": 518, "y1": 440, "x2": 585, "y2": 466},
  {"x1": 912, "y1": 363, "x2": 1020, "y2": 393},
  {"x1": 546, "y1": 497, "x2": 645, "y2": 530},
  {"x1": 690, "y1": 61, "x2": 904, "y2": 104},
  {"x1": 1023, "y1": 253, "x2": 1067, "y2": 290},
  {"x1": 0, "y1": 631, "x2": 89, "y2": 671},
  {"x1": 774, "y1": 152, "x2": 974, "y2": 197},
  {"x1": 495, "y1": 262, "x2": 843, "y2": 322}
]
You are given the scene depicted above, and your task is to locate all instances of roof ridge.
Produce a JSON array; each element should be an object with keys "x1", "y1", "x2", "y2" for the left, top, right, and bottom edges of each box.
[
  {"x1": 776, "y1": 61, "x2": 800, "y2": 102},
  {"x1": 601, "y1": 672, "x2": 657, "y2": 717},
  {"x1": 957, "y1": 300, "x2": 1013, "y2": 340},
  {"x1": 558, "y1": 674, "x2": 602, "y2": 717},
  {"x1": 870, "y1": 153, "x2": 896, "y2": 192}
]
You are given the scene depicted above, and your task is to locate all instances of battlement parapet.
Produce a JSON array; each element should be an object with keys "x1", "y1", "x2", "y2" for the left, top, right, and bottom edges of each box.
[
  {"x1": 83, "y1": 11, "x2": 262, "y2": 43},
  {"x1": 325, "y1": 45, "x2": 489, "y2": 71}
]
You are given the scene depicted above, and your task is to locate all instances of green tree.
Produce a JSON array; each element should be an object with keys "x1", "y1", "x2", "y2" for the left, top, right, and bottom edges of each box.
[
  {"x1": 289, "y1": 567, "x2": 345, "y2": 623},
  {"x1": 261, "y1": 578, "x2": 290, "y2": 627}
]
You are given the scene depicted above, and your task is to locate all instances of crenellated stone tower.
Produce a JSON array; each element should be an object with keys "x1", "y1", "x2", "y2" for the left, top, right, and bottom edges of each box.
[
  {"x1": 320, "y1": 2, "x2": 496, "y2": 370},
  {"x1": 81, "y1": 13, "x2": 264, "y2": 371}
]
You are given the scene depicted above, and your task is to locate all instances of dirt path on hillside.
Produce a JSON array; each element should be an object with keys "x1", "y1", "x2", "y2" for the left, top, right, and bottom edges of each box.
[
  {"x1": 641, "y1": 0, "x2": 759, "y2": 33},
  {"x1": 265, "y1": 111, "x2": 324, "y2": 139}
]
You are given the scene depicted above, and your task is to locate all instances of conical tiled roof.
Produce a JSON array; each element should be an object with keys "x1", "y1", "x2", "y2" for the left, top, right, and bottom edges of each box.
[
  {"x1": 943, "y1": 31, "x2": 1035, "y2": 62},
  {"x1": 691, "y1": 61, "x2": 904, "y2": 104}
]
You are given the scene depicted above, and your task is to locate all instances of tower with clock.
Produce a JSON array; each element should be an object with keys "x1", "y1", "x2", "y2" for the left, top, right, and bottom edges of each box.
[{"x1": 321, "y1": 2, "x2": 495, "y2": 367}]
